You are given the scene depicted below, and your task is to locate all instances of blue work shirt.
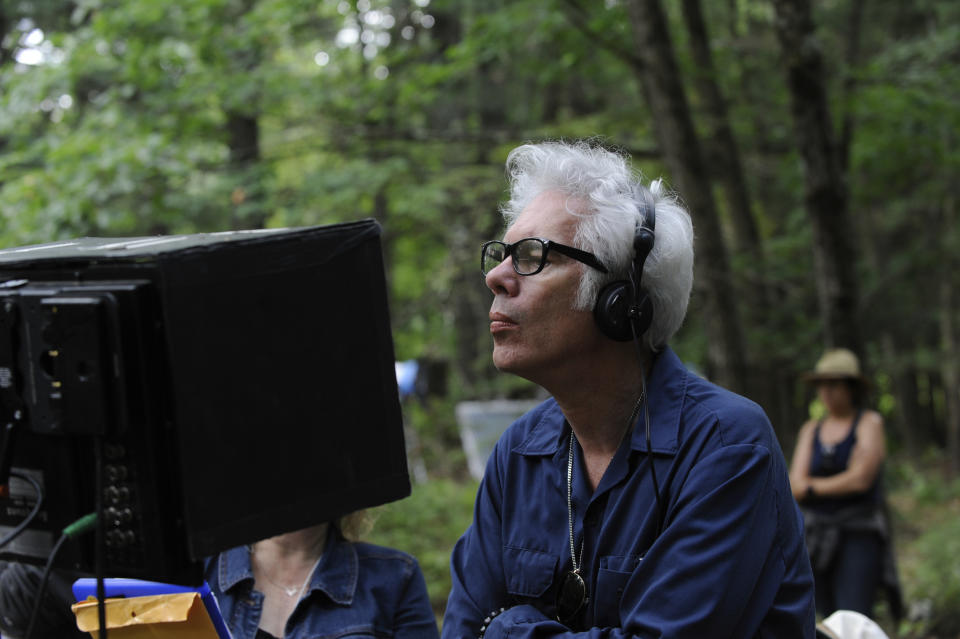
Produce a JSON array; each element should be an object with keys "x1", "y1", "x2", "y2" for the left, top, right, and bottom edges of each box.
[
  {"x1": 442, "y1": 347, "x2": 815, "y2": 638},
  {"x1": 207, "y1": 529, "x2": 439, "y2": 639}
]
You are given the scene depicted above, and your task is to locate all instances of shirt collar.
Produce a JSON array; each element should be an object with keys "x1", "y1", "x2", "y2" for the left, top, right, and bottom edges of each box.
[
  {"x1": 216, "y1": 528, "x2": 358, "y2": 605},
  {"x1": 512, "y1": 346, "x2": 688, "y2": 457},
  {"x1": 217, "y1": 544, "x2": 255, "y2": 592},
  {"x1": 627, "y1": 345, "x2": 686, "y2": 455},
  {"x1": 307, "y1": 528, "x2": 358, "y2": 605},
  {"x1": 512, "y1": 400, "x2": 567, "y2": 456}
]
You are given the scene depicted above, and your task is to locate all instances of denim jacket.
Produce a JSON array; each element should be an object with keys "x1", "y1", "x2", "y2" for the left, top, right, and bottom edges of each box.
[{"x1": 207, "y1": 530, "x2": 438, "y2": 639}]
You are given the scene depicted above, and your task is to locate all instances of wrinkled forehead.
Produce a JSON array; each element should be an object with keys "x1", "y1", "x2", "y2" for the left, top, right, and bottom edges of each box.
[{"x1": 504, "y1": 190, "x2": 588, "y2": 243}]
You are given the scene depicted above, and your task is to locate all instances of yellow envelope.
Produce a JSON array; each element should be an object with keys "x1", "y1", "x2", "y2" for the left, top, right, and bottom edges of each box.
[{"x1": 71, "y1": 592, "x2": 222, "y2": 639}]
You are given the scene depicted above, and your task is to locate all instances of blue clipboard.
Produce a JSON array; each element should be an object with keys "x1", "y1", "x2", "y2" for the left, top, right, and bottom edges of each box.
[{"x1": 72, "y1": 578, "x2": 231, "y2": 639}]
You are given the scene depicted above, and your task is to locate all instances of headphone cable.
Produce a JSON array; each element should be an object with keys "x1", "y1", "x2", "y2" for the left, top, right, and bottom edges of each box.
[
  {"x1": 626, "y1": 186, "x2": 665, "y2": 539},
  {"x1": 630, "y1": 316, "x2": 665, "y2": 540},
  {"x1": 24, "y1": 512, "x2": 98, "y2": 639}
]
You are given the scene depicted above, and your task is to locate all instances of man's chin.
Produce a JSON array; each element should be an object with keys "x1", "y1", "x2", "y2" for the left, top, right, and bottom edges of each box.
[
  {"x1": 492, "y1": 350, "x2": 536, "y2": 381},
  {"x1": 491, "y1": 349, "x2": 519, "y2": 374}
]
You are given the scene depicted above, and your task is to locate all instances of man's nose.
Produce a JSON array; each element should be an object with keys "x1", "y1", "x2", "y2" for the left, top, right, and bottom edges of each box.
[{"x1": 485, "y1": 258, "x2": 519, "y2": 296}]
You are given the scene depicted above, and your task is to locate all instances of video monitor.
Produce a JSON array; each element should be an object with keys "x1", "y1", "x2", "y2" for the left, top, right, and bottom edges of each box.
[{"x1": 0, "y1": 221, "x2": 409, "y2": 584}]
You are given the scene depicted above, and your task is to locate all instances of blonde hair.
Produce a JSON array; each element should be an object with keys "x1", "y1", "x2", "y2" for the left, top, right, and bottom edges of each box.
[{"x1": 337, "y1": 509, "x2": 377, "y2": 541}]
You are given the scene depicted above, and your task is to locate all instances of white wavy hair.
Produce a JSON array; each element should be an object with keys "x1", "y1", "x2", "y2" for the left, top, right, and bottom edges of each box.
[{"x1": 500, "y1": 140, "x2": 694, "y2": 350}]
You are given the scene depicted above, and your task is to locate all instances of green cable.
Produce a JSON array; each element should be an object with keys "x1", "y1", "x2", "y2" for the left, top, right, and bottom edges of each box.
[{"x1": 63, "y1": 512, "x2": 98, "y2": 538}]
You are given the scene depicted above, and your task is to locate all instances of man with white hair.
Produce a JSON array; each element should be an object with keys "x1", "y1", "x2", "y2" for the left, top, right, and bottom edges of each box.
[{"x1": 442, "y1": 141, "x2": 815, "y2": 638}]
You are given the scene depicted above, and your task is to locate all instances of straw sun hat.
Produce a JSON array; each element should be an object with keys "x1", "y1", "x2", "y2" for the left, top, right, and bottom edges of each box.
[{"x1": 802, "y1": 348, "x2": 870, "y2": 385}]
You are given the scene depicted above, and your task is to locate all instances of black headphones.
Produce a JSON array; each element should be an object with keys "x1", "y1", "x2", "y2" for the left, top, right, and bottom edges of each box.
[{"x1": 593, "y1": 185, "x2": 657, "y2": 342}]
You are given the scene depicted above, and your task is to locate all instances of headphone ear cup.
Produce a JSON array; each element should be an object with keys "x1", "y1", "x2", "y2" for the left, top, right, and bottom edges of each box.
[
  {"x1": 593, "y1": 282, "x2": 654, "y2": 342},
  {"x1": 631, "y1": 291, "x2": 654, "y2": 337},
  {"x1": 593, "y1": 280, "x2": 633, "y2": 342}
]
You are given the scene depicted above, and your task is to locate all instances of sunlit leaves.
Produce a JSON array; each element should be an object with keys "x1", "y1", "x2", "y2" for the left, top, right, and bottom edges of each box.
[{"x1": 1, "y1": 0, "x2": 957, "y2": 395}]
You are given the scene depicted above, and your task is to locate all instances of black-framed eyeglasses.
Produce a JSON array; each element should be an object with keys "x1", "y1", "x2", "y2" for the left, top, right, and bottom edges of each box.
[{"x1": 480, "y1": 238, "x2": 609, "y2": 276}]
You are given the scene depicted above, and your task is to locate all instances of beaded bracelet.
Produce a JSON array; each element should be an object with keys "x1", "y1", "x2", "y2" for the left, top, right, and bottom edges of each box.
[{"x1": 478, "y1": 607, "x2": 506, "y2": 638}]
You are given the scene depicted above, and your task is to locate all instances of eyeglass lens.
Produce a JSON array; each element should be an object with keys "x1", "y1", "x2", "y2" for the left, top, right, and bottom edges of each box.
[
  {"x1": 514, "y1": 239, "x2": 544, "y2": 274},
  {"x1": 482, "y1": 242, "x2": 504, "y2": 275},
  {"x1": 483, "y1": 239, "x2": 546, "y2": 276}
]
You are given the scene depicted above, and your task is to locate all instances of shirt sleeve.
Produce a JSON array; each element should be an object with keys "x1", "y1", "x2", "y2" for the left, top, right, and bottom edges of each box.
[
  {"x1": 475, "y1": 444, "x2": 811, "y2": 639},
  {"x1": 393, "y1": 558, "x2": 440, "y2": 639},
  {"x1": 441, "y1": 442, "x2": 510, "y2": 639}
]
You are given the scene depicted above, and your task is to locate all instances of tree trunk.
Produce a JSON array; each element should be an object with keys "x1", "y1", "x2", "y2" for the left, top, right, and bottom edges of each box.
[
  {"x1": 680, "y1": 0, "x2": 762, "y2": 262},
  {"x1": 0, "y1": 5, "x2": 11, "y2": 68},
  {"x1": 0, "y1": 5, "x2": 10, "y2": 187},
  {"x1": 679, "y1": 0, "x2": 793, "y2": 424},
  {"x1": 940, "y1": 281, "x2": 960, "y2": 475},
  {"x1": 221, "y1": 0, "x2": 265, "y2": 230},
  {"x1": 624, "y1": 0, "x2": 747, "y2": 392},
  {"x1": 771, "y1": 0, "x2": 862, "y2": 355},
  {"x1": 939, "y1": 196, "x2": 960, "y2": 475},
  {"x1": 879, "y1": 333, "x2": 928, "y2": 457},
  {"x1": 449, "y1": 0, "x2": 503, "y2": 397},
  {"x1": 451, "y1": 211, "x2": 497, "y2": 395},
  {"x1": 837, "y1": 0, "x2": 866, "y2": 173},
  {"x1": 861, "y1": 198, "x2": 930, "y2": 456},
  {"x1": 922, "y1": 371, "x2": 946, "y2": 449},
  {"x1": 226, "y1": 113, "x2": 259, "y2": 166},
  {"x1": 226, "y1": 111, "x2": 266, "y2": 228}
]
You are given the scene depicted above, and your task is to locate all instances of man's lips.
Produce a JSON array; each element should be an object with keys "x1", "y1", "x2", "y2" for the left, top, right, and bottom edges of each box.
[{"x1": 489, "y1": 312, "x2": 517, "y2": 333}]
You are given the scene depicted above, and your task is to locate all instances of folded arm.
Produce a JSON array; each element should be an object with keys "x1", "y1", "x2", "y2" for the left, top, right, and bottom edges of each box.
[{"x1": 447, "y1": 444, "x2": 804, "y2": 638}]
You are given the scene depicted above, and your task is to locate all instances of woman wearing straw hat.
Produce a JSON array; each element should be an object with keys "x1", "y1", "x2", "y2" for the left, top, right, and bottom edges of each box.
[{"x1": 789, "y1": 348, "x2": 902, "y2": 622}]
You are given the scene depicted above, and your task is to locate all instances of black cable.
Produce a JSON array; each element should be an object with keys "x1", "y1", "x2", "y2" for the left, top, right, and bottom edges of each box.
[
  {"x1": 94, "y1": 435, "x2": 108, "y2": 639},
  {"x1": 0, "y1": 470, "x2": 44, "y2": 550},
  {"x1": 22, "y1": 512, "x2": 97, "y2": 639},
  {"x1": 638, "y1": 360, "x2": 664, "y2": 538},
  {"x1": 17, "y1": 439, "x2": 109, "y2": 638},
  {"x1": 628, "y1": 306, "x2": 665, "y2": 539},
  {"x1": 24, "y1": 532, "x2": 68, "y2": 639}
]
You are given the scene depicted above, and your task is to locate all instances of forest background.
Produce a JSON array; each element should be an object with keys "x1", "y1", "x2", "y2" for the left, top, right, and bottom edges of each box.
[{"x1": 1, "y1": 0, "x2": 958, "y2": 636}]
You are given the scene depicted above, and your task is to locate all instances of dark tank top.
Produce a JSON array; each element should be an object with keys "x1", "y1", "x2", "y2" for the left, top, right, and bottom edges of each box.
[{"x1": 807, "y1": 410, "x2": 881, "y2": 512}]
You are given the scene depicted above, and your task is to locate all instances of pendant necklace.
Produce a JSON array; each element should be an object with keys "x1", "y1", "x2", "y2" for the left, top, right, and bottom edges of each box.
[
  {"x1": 556, "y1": 394, "x2": 644, "y2": 625},
  {"x1": 251, "y1": 546, "x2": 323, "y2": 600},
  {"x1": 555, "y1": 430, "x2": 588, "y2": 624}
]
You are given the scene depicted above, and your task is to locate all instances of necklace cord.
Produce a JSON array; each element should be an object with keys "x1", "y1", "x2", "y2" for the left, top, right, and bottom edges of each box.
[
  {"x1": 566, "y1": 393, "x2": 643, "y2": 572},
  {"x1": 566, "y1": 436, "x2": 579, "y2": 572},
  {"x1": 250, "y1": 546, "x2": 323, "y2": 600}
]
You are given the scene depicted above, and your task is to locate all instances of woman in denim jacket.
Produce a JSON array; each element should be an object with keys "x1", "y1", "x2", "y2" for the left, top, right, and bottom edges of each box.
[{"x1": 206, "y1": 512, "x2": 438, "y2": 639}]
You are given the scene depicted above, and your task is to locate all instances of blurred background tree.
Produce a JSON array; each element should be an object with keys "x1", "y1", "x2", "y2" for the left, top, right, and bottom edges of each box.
[{"x1": 1, "y1": 0, "x2": 958, "y2": 632}]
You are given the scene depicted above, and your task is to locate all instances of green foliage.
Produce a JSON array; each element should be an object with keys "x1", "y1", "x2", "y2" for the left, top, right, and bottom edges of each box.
[
  {"x1": 887, "y1": 455, "x2": 960, "y2": 637},
  {"x1": 404, "y1": 396, "x2": 469, "y2": 479},
  {"x1": 900, "y1": 515, "x2": 960, "y2": 637},
  {"x1": 366, "y1": 477, "x2": 478, "y2": 617},
  {"x1": 888, "y1": 455, "x2": 960, "y2": 507},
  {"x1": 0, "y1": 1, "x2": 954, "y2": 398}
]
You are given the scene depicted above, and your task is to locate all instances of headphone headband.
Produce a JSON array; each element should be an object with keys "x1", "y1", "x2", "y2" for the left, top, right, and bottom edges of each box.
[
  {"x1": 633, "y1": 185, "x2": 656, "y2": 269},
  {"x1": 593, "y1": 184, "x2": 656, "y2": 342}
]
